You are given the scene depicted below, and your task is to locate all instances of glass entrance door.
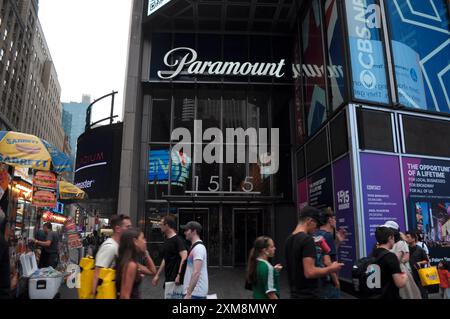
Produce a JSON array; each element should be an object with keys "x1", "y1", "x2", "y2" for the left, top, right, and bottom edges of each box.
[{"x1": 233, "y1": 209, "x2": 264, "y2": 266}]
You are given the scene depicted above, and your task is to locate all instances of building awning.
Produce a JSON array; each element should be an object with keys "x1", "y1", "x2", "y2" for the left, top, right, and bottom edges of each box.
[{"x1": 143, "y1": 0, "x2": 302, "y2": 34}]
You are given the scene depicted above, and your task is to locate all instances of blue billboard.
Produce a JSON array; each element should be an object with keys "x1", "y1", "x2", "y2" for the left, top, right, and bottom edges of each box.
[{"x1": 148, "y1": 149, "x2": 191, "y2": 186}]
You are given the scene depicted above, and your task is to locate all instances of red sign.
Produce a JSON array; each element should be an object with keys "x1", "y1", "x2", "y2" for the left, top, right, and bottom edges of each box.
[{"x1": 33, "y1": 171, "x2": 57, "y2": 189}]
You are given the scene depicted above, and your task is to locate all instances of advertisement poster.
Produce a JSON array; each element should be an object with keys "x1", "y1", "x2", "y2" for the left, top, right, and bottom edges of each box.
[
  {"x1": 32, "y1": 170, "x2": 57, "y2": 208},
  {"x1": 64, "y1": 217, "x2": 82, "y2": 250},
  {"x1": 402, "y1": 157, "x2": 450, "y2": 263},
  {"x1": 332, "y1": 156, "x2": 357, "y2": 280},
  {"x1": 308, "y1": 165, "x2": 334, "y2": 210},
  {"x1": 345, "y1": 0, "x2": 389, "y2": 104},
  {"x1": 360, "y1": 153, "x2": 406, "y2": 254}
]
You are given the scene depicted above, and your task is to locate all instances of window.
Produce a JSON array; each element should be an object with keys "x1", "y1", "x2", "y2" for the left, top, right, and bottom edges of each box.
[
  {"x1": 386, "y1": 0, "x2": 450, "y2": 113},
  {"x1": 306, "y1": 128, "x2": 329, "y2": 174},
  {"x1": 403, "y1": 115, "x2": 450, "y2": 158},
  {"x1": 357, "y1": 109, "x2": 394, "y2": 152},
  {"x1": 150, "y1": 90, "x2": 171, "y2": 142}
]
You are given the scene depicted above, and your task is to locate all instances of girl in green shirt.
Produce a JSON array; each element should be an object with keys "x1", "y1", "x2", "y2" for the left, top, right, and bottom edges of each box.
[{"x1": 246, "y1": 236, "x2": 282, "y2": 299}]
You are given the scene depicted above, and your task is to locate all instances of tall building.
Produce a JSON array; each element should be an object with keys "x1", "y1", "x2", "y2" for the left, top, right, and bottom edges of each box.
[
  {"x1": 0, "y1": 0, "x2": 66, "y2": 153},
  {"x1": 20, "y1": 18, "x2": 64, "y2": 151},
  {"x1": 121, "y1": 0, "x2": 450, "y2": 273},
  {"x1": 0, "y1": 0, "x2": 39, "y2": 130},
  {"x1": 62, "y1": 96, "x2": 91, "y2": 163}
]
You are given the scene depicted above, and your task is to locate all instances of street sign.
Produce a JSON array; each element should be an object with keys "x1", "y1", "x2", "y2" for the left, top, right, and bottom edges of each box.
[{"x1": 148, "y1": 0, "x2": 173, "y2": 16}]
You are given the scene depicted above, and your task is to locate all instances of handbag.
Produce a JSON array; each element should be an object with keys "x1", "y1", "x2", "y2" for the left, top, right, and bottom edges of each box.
[
  {"x1": 418, "y1": 266, "x2": 440, "y2": 287},
  {"x1": 164, "y1": 281, "x2": 184, "y2": 299}
]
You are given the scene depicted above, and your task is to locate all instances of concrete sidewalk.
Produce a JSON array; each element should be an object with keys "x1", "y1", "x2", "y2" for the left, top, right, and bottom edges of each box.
[{"x1": 140, "y1": 267, "x2": 356, "y2": 299}]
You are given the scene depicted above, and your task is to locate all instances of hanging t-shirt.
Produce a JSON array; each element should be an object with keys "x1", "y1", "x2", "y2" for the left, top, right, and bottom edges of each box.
[
  {"x1": 253, "y1": 259, "x2": 280, "y2": 299},
  {"x1": 183, "y1": 241, "x2": 208, "y2": 297}
]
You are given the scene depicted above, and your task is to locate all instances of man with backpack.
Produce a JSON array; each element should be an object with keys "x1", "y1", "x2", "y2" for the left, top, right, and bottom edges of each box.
[
  {"x1": 181, "y1": 221, "x2": 208, "y2": 299},
  {"x1": 285, "y1": 206, "x2": 344, "y2": 299},
  {"x1": 354, "y1": 227, "x2": 407, "y2": 299}
]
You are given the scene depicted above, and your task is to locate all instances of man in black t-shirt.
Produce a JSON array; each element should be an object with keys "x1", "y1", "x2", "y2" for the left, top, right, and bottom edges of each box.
[
  {"x1": 372, "y1": 227, "x2": 407, "y2": 299},
  {"x1": 152, "y1": 215, "x2": 188, "y2": 290},
  {"x1": 285, "y1": 206, "x2": 344, "y2": 299}
]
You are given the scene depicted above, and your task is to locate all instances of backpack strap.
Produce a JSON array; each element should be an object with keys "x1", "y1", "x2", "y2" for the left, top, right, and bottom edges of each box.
[{"x1": 188, "y1": 241, "x2": 204, "y2": 255}]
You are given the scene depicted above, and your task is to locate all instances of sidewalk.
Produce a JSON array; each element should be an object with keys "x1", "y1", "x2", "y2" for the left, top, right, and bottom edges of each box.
[
  {"x1": 140, "y1": 267, "x2": 356, "y2": 299},
  {"x1": 60, "y1": 267, "x2": 442, "y2": 299}
]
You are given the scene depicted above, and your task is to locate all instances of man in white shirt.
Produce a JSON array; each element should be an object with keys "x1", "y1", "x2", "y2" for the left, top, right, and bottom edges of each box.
[
  {"x1": 181, "y1": 221, "x2": 208, "y2": 299},
  {"x1": 92, "y1": 214, "x2": 132, "y2": 296}
]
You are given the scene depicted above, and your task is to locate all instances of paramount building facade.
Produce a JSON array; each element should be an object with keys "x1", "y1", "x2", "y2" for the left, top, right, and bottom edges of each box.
[{"x1": 120, "y1": 0, "x2": 450, "y2": 275}]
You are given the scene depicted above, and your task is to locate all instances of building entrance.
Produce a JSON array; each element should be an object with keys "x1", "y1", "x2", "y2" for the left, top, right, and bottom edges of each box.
[{"x1": 233, "y1": 209, "x2": 264, "y2": 266}]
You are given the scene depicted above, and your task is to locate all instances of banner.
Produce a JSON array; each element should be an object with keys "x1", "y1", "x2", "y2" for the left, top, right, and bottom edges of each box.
[
  {"x1": 332, "y1": 156, "x2": 357, "y2": 280},
  {"x1": 402, "y1": 157, "x2": 450, "y2": 264},
  {"x1": 308, "y1": 165, "x2": 333, "y2": 210},
  {"x1": 32, "y1": 170, "x2": 57, "y2": 208},
  {"x1": 360, "y1": 153, "x2": 406, "y2": 254}
]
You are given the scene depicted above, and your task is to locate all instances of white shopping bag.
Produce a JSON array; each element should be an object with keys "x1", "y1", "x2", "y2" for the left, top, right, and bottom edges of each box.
[{"x1": 164, "y1": 282, "x2": 184, "y2": 299}]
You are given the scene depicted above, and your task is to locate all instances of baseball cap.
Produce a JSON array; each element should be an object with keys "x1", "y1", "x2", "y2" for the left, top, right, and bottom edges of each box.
[
  {"x1": 381, "y1": 220, "x2": 400, "y2": 230},
  {"x1": 180, "y1": 221, "x2": 202, "y2": 233},
  {"x1": 299, "y1": 206, "x2": 322, "y2": 225}
]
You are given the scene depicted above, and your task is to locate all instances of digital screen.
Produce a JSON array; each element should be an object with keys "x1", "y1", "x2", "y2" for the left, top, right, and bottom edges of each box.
[{"x1": 148, "y1": 150, "x2": 191, "y2": 186}]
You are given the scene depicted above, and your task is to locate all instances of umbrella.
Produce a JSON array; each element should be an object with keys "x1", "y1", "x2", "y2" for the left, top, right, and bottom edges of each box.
[
  {"x1": 0, "y1": 131, "x2": 73, "y2": 174},
  {"x1": 59, "y1": 181, "x2": 87, "y2": 201}
]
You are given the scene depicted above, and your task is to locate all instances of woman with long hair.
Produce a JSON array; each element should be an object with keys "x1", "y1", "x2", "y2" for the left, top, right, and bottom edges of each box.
[
  {"x1": 246, "y1": 236, "x2": 282, "y2": 299},
  {"x1": 116, "y1": 228, "x2": 157, "y2": 299}
]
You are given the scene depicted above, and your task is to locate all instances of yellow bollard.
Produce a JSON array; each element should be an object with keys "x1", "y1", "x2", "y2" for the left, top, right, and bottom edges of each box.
[
  {"x1": 78, "y1": 256, "x2": 95, "y2": 299},
  {"x1": 96, "y1": 267, "x2": 117, "y2": 299}
]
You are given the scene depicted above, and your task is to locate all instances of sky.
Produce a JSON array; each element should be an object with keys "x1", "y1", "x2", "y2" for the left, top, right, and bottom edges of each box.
[{"x1": 38, "y1": 0, "x2": 133, "y2": 123}]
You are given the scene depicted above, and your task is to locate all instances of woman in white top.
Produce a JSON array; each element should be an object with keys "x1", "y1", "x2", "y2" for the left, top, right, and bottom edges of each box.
[{"x1": 382, "y1": 221, "x2": 422, "y2": 299}]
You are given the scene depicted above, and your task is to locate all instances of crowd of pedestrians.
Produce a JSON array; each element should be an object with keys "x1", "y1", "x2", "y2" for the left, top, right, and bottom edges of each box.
[{"x1": 83, "y1": 206, "x2": 448, "y2": 300}]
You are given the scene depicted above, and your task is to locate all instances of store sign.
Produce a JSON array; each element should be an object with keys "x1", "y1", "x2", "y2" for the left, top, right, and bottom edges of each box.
[
  {"x1": 32, "y1": 170, "x2": 57, "y2": 208},
  {"x1": 32, "y1": 171, "x2": 57, "y2": 189},
  {"x1": 148, "y1": 0, "x2": 172, "y2": 16},
  {"x1": 42, "y1": 211, "x2": 67, "y2": 224},
  {"x1": 158, "y1": 47, "x2": 286, "y2": 80}
]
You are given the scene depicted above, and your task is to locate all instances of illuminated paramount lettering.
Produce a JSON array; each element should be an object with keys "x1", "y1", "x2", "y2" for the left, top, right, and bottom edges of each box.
[
  {"x1": 158, "y1": 47, "x2": 286, "y2": 79},
  {"x1": 352, "y1": 0, "x2": 381, "y2": 90},
  {"x1": 171, "y1": 120, "x2": 279, "y2": 175}
]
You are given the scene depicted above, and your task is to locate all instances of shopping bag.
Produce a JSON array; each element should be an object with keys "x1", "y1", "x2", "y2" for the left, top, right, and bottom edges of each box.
[
  {"x1": 78, "y1": 257, "x2": 95, "y2": 299},
  {"x1": 96, "y1": 268, "x2": 117, "y2": 299},
  {"x1": 418, "y1": 266, "x2": 440, "y2": 287},
  {"x1": 164, "y1": 281, "x2": 184, "y2": 299}
]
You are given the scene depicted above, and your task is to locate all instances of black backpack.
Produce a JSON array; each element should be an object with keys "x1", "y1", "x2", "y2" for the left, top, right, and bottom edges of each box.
[
  {"x1": 178, "y1": 241, "x2": 204, "y2": 283},
  {"x1": 352, "y1": 250, "x2": 390, "y2": 298}
]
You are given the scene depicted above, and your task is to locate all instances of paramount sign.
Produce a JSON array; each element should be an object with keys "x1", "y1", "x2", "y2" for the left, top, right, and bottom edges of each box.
[{"x1": 157, "y1": 47, "x2": 344, "y2": 80}]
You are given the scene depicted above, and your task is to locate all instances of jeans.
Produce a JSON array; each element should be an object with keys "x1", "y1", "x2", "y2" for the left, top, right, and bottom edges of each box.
[
  {"x1": 319, "y1": 282, "x2": 341, "y2": 299},
  {"x1": 191, "y1": 295, "x2": 207, "y2": 300}
]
